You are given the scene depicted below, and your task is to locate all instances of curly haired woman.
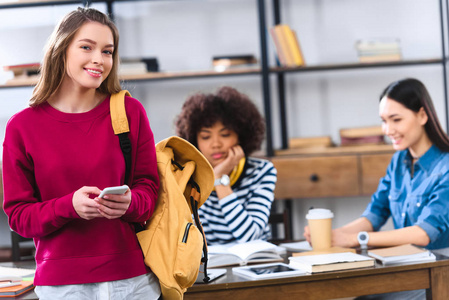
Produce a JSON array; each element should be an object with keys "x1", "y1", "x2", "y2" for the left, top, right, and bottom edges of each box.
[{"x1": 175, "y1": 86, "x2": 277, "y2": 245}]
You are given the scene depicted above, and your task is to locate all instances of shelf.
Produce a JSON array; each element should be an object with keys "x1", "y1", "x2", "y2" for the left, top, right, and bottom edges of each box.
[
  {"x1": 0, "y1": 0, "x2": 195, "y2": 9},
  {"x1": 271, "y1": 58, "x2": 443, "y2": 74},
  {"x1": 1, "y1": 59, "x2": 442, "y2": 88},
  {"x1": 119, "y1": 67, "x2": 262, "y2": 82},
  {"x1": 274, "y1": 144, "x2": 395, "y2": 157},
  {"x1": 0, "y1": 67, "x2": 263, "y2": 89},
  {"x1": 0, "y1": 0, "x2": 83, "y2": 9}
]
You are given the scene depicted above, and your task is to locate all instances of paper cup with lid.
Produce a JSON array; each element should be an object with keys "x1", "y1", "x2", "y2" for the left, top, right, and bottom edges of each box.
[{"x1": 306, "y1": 208, "x2": 334, "y2": 250}]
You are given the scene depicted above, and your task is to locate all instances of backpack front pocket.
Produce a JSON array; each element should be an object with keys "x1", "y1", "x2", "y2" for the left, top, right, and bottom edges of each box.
[{"x1": 173, "y1": 220, "x2": 203, "y2": 289}]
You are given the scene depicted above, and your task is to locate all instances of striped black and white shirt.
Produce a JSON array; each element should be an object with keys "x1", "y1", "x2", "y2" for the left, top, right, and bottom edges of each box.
[{"x1": 199, "y1": 157, "x2": 277, "y2": 245}]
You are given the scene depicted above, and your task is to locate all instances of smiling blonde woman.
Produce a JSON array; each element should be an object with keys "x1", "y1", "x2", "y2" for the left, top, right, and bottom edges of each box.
[{"x1": 3, "y1": 8, "x2": 160, "y2": 299}]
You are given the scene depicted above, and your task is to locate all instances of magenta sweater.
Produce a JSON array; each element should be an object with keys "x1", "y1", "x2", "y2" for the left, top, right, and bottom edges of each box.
[{"x1": 2, "y1": 95, "x2": 159, "y2": 285}]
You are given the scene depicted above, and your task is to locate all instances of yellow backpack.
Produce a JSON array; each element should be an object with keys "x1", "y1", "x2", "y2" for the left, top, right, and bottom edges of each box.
[{"x1": 110, "y1": 91, "x2": 214, "y2": 300}]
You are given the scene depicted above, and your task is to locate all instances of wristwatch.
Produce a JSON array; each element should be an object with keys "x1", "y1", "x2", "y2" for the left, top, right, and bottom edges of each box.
[
  {"x1": 357, "y1": 231, "x2": 369, "y2": 250},
  {"x1": 214, "y1": 174, "x2": 230, "y2": 187}
]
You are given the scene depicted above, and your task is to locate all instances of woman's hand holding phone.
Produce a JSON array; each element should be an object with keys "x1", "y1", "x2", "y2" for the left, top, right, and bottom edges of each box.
[
  {"x1": 95, "y1": 185, "x2": 131, "y2": 219},
  {"x1": 72, "y1": 185, "x2": 131, "y2": 220},
  {"x1": 73, "y1": 186, "x2": 103, "y2": 220}
]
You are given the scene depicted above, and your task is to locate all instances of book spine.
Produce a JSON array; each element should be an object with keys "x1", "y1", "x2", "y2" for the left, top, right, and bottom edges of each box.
[
  {"x1": 291, "y1": 29, "x2": 305, "y2": 66},
  {"x1": 282, "y1": 25, "x2": 304, "y2": 66},
  {"x1": 269, "y1": 27, "x2": 287, "y2": 66},
  {"x1": 274, "y1": 25, "x2": 295, "y2": 67}
]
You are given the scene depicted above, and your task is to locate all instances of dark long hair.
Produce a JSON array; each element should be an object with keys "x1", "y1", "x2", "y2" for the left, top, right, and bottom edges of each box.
[{"x1": 380, "y1": 78, "x2": 449, "y2": 152}]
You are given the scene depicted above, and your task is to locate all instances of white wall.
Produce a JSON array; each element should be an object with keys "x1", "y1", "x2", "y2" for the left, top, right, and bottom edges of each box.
[{"x1": 0, "y1": 0, "x2": 445, "y2": 244}]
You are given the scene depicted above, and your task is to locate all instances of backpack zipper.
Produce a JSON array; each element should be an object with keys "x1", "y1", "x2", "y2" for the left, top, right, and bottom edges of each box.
[{"x1": 182, "y1": 222, "x2": 193, "y2": 243}]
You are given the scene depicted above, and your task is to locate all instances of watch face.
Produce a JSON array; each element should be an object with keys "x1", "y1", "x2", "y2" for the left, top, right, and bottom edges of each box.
[
  {"x1": 221, "y1": 175, "x2": 230, "y2": 186},
  {"x1": 358, "y1": 232, "x2": 369, "y2": 245}
]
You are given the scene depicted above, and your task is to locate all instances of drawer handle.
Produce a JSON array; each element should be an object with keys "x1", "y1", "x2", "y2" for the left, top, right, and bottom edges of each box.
[{"x1": 309, "y1": 174, "x2": 319, "y2": 182}]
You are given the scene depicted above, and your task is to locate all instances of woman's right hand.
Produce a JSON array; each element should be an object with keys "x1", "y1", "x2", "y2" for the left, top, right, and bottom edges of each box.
[
  {"x1": 303, "y1": 225, "x2": 312, "y2": 244},
  {"x1": 73, "y1": 186, "x2": 103, "y2": 220},
  {"x1": 214, "y1": 145, "x2": 245, "y2": 178},
  {"x1": 304, "y1": 225, "x2": 358, "y2": 248}
]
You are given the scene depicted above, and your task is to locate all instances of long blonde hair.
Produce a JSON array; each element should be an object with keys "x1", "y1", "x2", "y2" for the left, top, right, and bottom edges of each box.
[{"x1": 30, "y1": 7, "x2": 121, "y2": 107}]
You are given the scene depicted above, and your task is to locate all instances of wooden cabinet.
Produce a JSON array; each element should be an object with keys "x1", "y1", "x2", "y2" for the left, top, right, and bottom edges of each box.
[
  {"x1": 360, "y1": 153, "x2": 392, "y2": 195},
  {"x1": 272, "y1": 156, "x2": 359, "y2": 198},
  {"x1": 271, "y1": 145, "x2": 394, "y2": 199}
]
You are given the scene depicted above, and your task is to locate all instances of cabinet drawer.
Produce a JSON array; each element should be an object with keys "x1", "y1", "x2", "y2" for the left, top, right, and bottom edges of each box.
[
  {"x1": 360, "y1": 153, "x2": 393, "y2": 195},
  {"x1": 272, "y1": 156, "x2": 359, "y2": 199}
]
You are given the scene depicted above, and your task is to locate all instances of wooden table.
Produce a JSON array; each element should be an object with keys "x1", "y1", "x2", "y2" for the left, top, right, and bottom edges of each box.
[
  {"x1": 4, "y1": 254, "x2": 449, "y2": 300},
  {"x1": 185, "y1": 254, "x2": 449, "y2": 300}
]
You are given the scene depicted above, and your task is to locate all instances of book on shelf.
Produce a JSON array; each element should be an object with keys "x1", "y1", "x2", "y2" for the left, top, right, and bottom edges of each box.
[
  {"x1": 288, "y1": 252, "x2": 375, "y2": 273},
  {"x1": 340, "y1": 125, "x2": 385, "y2": 146},
  {"x1": 270, "y1": 24, "x2": 305, "y2": 67},
  {"x1": 207, "y1": 240, "x2": 284, "y2": 268},
  {"x1": 212, "y1": 54, "x2": 258, "y2": 72},
  {"x1": 283, "y1": 26, "x2": 305, "y2": 66},
  {"x1": 358, "y1": 53, "x2": 402, "y2": 63},
  {"x1": 355, "y1": 38, "x2": 401, "y2": 52},
  {"x1": 119, "y1": 61, "x2": 148, "y2": 75},
  {"x1": 340, "y1": 135, "x2": 385, "y2": 146},
  {"x1": 3, "y1": 63, "x2": 40, "y2": 78},
  {"x1": 272, "y1": 25, "x2": 294, "y2": 66},
  {"x1": 269, "y1": 27, "x2": 287, "y2": 66},
  {"x1": 340, "y1": 125, "x2": 383, "y2": 138},
  {"x1": 119, "y1": 57, "x2": 159, "y2": 75},
  {"x1": 355, "y1": 38, "x2": 402, "y2": 63},
  {"x1": 289, "y1": 136, "x2": 333, "y2": 149},
  {"x1": 368, "y1": 244, "x2": 436, "y2": 266}
]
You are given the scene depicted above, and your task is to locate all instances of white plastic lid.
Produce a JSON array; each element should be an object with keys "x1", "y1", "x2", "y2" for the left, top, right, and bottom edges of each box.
[{"x1": 306, "y1": 208, "x2": 334, "y2": 220}]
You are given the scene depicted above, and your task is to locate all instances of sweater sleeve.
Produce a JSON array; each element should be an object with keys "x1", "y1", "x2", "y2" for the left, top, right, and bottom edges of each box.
[
  {"x1": 120, "y1": 98, "x2": 159, "y2": 224},
  {"x1": 218, "y1": 161, "x2": 277, "y2": 242},
  {"x1": 3, "y1": 125, "x2": 79, "y2": 238}
]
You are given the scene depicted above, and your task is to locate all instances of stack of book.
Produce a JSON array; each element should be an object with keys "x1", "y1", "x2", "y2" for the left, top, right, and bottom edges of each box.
[
  {"x1": 119, "y1": 57, "x2": 159, "y2": 75},
  {"x1": 269, "y1": 24, "x2": 305, "y2": 67},
  {"x1": 368, "y1": 244, "x2": 436, "y2": 266},
  {"x1": 3, "y1": 63, "x2": 40, "y2": 78},
  {"x1": 355, "y1": 38, "x2": 402, "y2": 63},
  {"x1": 289, "y1": 136, "x2": 333, "y2": 149},
  {"x1": 340, "y1": 125, "x2": 385, "y2": 146},
  {"x1": 289, "y1": 252, "x2": 375, "y2": 273},
  {"x1": 0, "y1": 266, "x2": 35, "y2": 298},
  {"x1": 212, "y1": 55, "x2": 258, "y2": 72}
]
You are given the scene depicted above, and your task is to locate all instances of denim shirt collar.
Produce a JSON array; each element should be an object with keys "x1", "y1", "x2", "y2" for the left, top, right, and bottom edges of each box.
[{"x1": 409, "y1": 144, "x2": 442, "y2": 173}]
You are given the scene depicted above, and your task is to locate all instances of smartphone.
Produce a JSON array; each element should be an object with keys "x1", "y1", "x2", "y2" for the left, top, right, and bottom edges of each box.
[{"x1": 99, "y1": 185, "x2": 129, "y2": 198}]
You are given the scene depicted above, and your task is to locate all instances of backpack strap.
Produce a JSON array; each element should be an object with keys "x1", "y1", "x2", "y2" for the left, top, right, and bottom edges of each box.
[
  {"x1": 110, "y1": 90, "x2": 132, "y2": 185},
  {"x1": 110, "y1": 91, "x2": 144, "y2": 233},
  {"x1": 189, "y1": 179, "x2": 210, "y2": 283}
]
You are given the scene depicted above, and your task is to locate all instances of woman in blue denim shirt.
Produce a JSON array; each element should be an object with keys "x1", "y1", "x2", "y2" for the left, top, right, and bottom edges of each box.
[
  {"x1": 306, "y1": 78, "x2": 449, "y2": 299},
  {"x1": 305, "y1": 78, "x2": 449, "y2": 251}
]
